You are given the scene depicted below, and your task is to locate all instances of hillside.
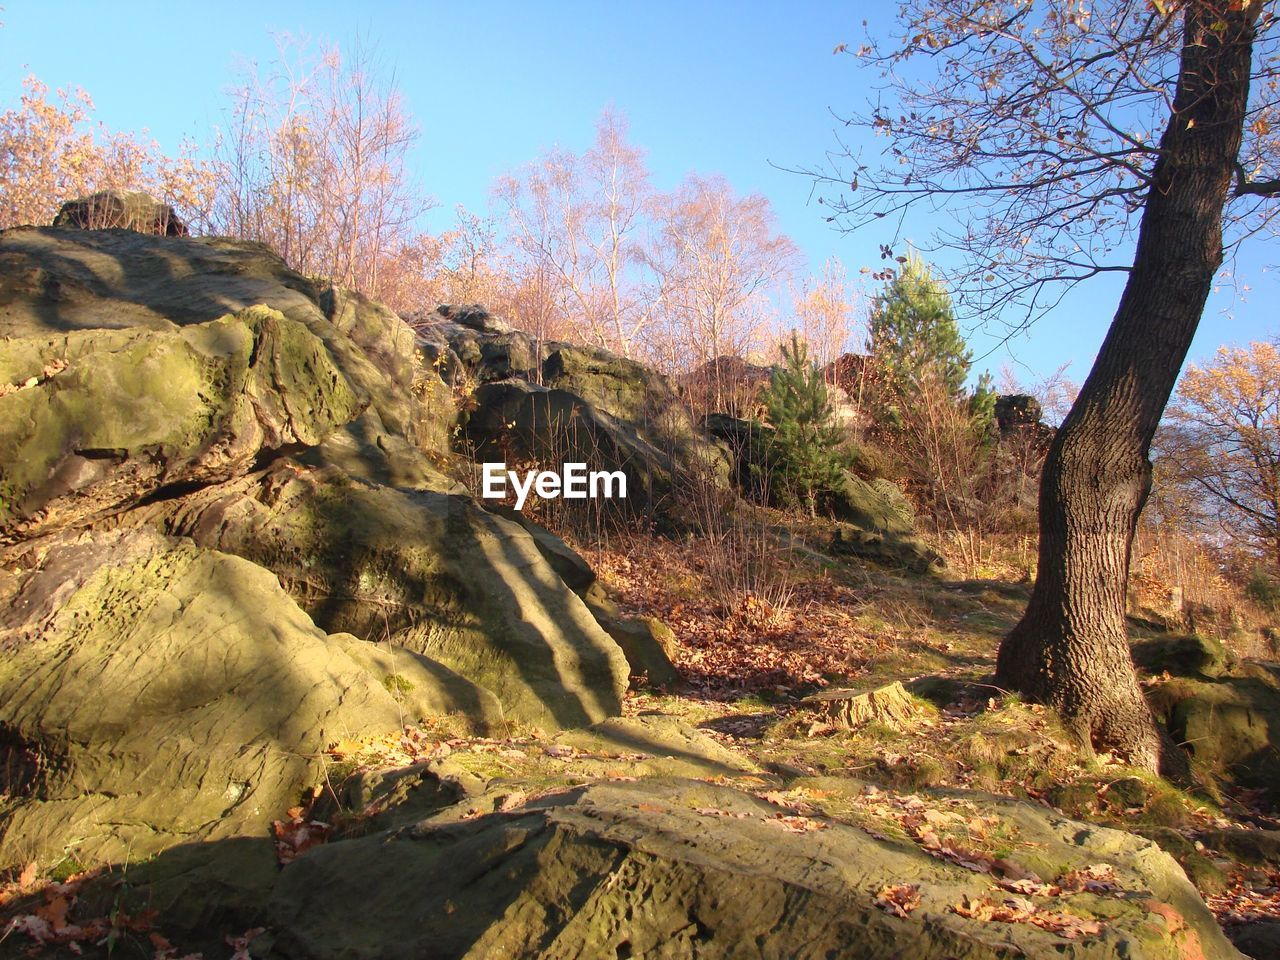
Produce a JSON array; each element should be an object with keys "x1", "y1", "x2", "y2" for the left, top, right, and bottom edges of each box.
[{"x1": 0, "y1": 206, "x2": 1277, "y2": 958}]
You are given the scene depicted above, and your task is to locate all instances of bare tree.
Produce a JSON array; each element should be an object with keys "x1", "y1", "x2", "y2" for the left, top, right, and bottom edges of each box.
[
  {"x1": 648, "y1": 175, "x2": 799, "y2": 400},
  {"x1": 813, "y1": 0, "x2": 1280, "y2": 768},
  {"x1": 212, "y1": 35, "x2": 433, "y2": 309},
  {"x1": 0, "y1": 76, "x2": 217, "y2": 230},
  {"x1": 494, "y1": 108, "x2": 663, "y2": 356},
  {"x1": 788, "y1": 257, "x2": 862, "y2": 372}
]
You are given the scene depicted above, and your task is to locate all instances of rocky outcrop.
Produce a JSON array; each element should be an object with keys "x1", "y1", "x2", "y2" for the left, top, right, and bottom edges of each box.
[
  {"x1": 677, "y1": 354, "x2": 771, "y2": 418},
  {"x1": 1147, "y1": 667, "x2": 1280, "y2": 801},
  {"x1": 126, "y1": 460, "x2": 628, "y2": 729},
  {"x1": 0, "y1": 303, "x2": 365, "y2": 543},
  {"x1": 414, "y1": 304, "x2": 730, "y2": 525},
  {"x1": 827, "y1": 473, "x2": 943, "y2": 572},
  {"x1": 52, "y1": 189, "x2": 189, "y2": 236},
  {"x1": 1, "y1": 217, "x2": 1242, "y2": 960},
  {"x1": 257, "y1": 777, "x2": 1238, "y2": 960},
  {"x1": 0, "y1": 226, "x2": 633, "y2": 873},
  {"x1": 995, "y1": 393, "x2": 1054, "y2": 448},
  {"x1": 0, "y1": 527, "x2": 497, "y2": 868}
]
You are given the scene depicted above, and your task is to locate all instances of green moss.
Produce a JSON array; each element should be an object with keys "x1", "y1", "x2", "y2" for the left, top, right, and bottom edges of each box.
[{"x1": 383, "y1": 673, "x2": 415, "y2": 698}]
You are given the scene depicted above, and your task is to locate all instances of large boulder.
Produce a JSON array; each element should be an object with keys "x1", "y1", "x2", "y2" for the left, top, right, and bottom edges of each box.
[
  {"x1": 0, "y1": 226, "x2": 427, "y2": 462},
  {"x1": 465, "y1": 379, "x2": 702, "y2": 522},
  {"x1": 994, "y1": 393, "x2": 1054, "y2": 448},
  {"x1": 0, "y1": 527, "x2": 495, "y2": 869},
  {"x1": 0, "y1": 225, "x2": 637, "y2": 874},
  {"x1": 413, "y1": 307, "x2": 731, "y2": 525},
  {"x1": 126, "y1": 459, "x2": 629, "y2": 730},
  {"x1": 677, "y1": 354, "x2": 772, "y2": 417},
  {"x1": 52, "y1": 190, "x2": 188, "y2": 236},
  {"x1": 257, "y1": 777, "x2": 1239, "y2": 959},
  {"x1": 827, "y1": 474, "x2": 943, "y2": 573},
  {"x1": 0, "y1": 304, "x2": 365, "y2": 543},
  {"x1": 1147, "y1": 668, "x2": 1280, "y2": 799}
]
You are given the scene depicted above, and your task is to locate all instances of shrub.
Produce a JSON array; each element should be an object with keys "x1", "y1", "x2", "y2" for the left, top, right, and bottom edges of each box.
[{"x1": 759, "y1": 333, "x2": 851, "y2": 516}]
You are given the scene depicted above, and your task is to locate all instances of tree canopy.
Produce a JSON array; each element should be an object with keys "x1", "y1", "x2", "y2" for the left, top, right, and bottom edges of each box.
[{"x1": 813, "y1": 0, "x2": 1280, "y2": 328}]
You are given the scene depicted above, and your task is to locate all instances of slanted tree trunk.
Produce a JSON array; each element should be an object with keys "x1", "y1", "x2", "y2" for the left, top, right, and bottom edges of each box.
[{"x1": 996, "y1": 1, "x2": 1261, "y2": 772}]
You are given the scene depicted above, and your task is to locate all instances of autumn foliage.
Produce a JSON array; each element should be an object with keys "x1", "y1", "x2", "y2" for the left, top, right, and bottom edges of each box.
[{"x1": 1166, "y1": 340, "x2": 1280, "y2": 573}]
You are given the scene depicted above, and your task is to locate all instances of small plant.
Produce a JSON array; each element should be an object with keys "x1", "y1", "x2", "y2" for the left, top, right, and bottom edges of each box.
[{"x1": 759, "y1": 332, "x2": 851, "y2": 516}]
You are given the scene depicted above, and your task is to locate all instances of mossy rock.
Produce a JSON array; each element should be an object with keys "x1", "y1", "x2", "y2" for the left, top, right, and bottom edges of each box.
[
  {"x1": 1133, "y1": 827, "x2": 1229, "y2": 897},
  {"x1": 554, "y1": 715, "x2": 758, "y2": 778},
  {"x1": 1148, "y1": 674, "x2": 1280, "y2": 795},
  {"x1": 0, "y1": 305, "x2": 364, "y2": 543},
  {"x1": 542, "y1": 341, "x2": 687, "y2": 429},
  {"x1": 466, "y1": 379, "x2": 706, "y2": 524},
  {"x1": 251, "y1": 777, "x2": 1239, "y2": 959},
  {"x1": 828, "y1": 521, "x2": 943, "y2": 574},
  {"x1": 417, "y1": 314, "x2": 733, "y2": 525},
  {"x1": 130, "y1": 460, "x2": 628, "y2": 730},
  {"x1": 484, "y1": 504, "x2": 596, "y2": 593},
  {"x1": 0, "y1": 225, "x2": 430, "y2": 484},
  {"x1": 1199, "y1": 827, "x2": 1280, "y2": 868},
  {"x1": 52, "y1": 189, "x2": 188, "y2": 235},
  {"x1": 591, "y1": 612, "x2": 683, "y2": 691},
  {"x1": 0, "y1": 528, "x2": 445, "y2": 870},
  {"x1": 829, "y1": 472, "x2": 915, "y2": 536},
  {"x1": 1131, "y1": 632, "x2": 1233, "y2": 679},
  {"x1": 333, "y1": 635, "x2": 506, "y2": 733}
]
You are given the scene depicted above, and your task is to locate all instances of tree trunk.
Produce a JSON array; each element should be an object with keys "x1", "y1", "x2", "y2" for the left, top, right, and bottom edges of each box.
[{"x1": 996, "y1": 1, "x2": 1260, "y2": 771}]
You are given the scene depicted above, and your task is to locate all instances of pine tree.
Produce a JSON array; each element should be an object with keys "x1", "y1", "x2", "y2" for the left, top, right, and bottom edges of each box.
[
  {"x1": 760, "y1": 333, "x2": 849, "y2": 516},
  {"x1": 867, "y1": 251, "x2": 972, "y2": 415}
]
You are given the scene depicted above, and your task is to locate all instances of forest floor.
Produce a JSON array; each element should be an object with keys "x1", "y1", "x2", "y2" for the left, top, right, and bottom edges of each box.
[
  {"x1": 579, "y1": 522, "x2": 1280, "y2": 944},
  {"x1": 5, "y1": 516, "x2": 1280, "y2": 956}
]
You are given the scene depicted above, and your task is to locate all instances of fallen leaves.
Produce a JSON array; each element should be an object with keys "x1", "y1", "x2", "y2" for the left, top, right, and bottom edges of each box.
[
  {"x1": 0, "y1": 358, "x2": 67, "y2": 399},
  {"x1": 272, "y1": 805, "x2": 331, "y2": 864},
  {"x1": 695, "y1": 807, "x2": 752, "y2": 819},
  {"x1": 952, "y1": 894, "x2": 1103, "y2": 940},
  {"x1": 1, "y1": 877, "x2": 161, "y2": 955},
  {"x1": 1205, "y1": 862, "x2": 1280, "y2": 925},
  {"x1": 227, "y1": 926, "x2": 267, "y2": 960},
  {"x1": 0, "y1": 861, "x2": 40, "y2": 908},
  {"x1": 765, "y1": 813, "x2": 828, "y2": 834},
  {"x1": 591, "y1": 538, "x2": 875, "y2": 696},
  {"x1": 875, "y1": 883, "x2": 921, "y2": 918}
]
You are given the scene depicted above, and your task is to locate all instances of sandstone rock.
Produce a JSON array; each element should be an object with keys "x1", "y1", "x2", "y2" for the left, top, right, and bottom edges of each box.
[
  {"x1": 829, "y1": 520, "x2": 943, "y2": 574},
  {"x1": 677, "y1": 354, "x2": 772, "y2": 417},
  {"x1": 994, "y1": 393, "x2": 1044, "y2": 431},
  {"x1": 128, "y1": 460, "x2": 629, "y2": 730},
  {"x1": 483, "y1": 504, "x2": 597, "y2": 594},
  {"x1": 412, "y1": 309, "x2": 732, "y2": 524},
  {"x1": 258, "y1": 777, "x2": 1240, "y2": 960},
  {"x1": 0, "y1": 304, "x2": 365, "y2": 543},
  {"x1": 0, "y1": 226, "x2": 427, "y2": 467},
  {"x1": 824, "y1": 473, "x2": 942, "y2": 572},
  {"x1": 592, "y1": 613, "x2": 683, "y2": 690},
  {"x1": 1131, "y1": 631, "x2": 1234, "y2": 679},
  {"x1": 465, "y1": 379, "x2": 703, "y2": 523},
  {"x1": 0, "y1": 528, "x2": 476, "y2": 868},
  {"x1": 1147, "y1": 670, "x2": 1280, "y2": 797},
  {"x1": 52, "y1": 190, "x2": 188, "y2": 235}
]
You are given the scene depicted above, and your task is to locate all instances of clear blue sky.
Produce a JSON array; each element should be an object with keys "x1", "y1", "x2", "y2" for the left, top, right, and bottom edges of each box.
[{"x1": 2, "y1": 1, "x2": 1275, "y2": 387}]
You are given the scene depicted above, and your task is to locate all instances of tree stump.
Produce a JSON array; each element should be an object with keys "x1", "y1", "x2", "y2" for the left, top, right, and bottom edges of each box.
[{"x1": 803, "y1": 681, "x2": 922, "y2": 730}]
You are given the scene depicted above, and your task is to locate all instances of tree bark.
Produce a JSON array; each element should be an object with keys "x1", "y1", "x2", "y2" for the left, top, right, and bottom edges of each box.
[{"x1": 996, "y1": 1, "x2": 1261, "y2": 771}]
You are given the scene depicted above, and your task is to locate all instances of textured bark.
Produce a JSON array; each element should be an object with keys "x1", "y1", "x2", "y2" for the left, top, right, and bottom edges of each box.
[{"x1": 997, "y1": 2, "x2": 1262, "y2": 771}]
